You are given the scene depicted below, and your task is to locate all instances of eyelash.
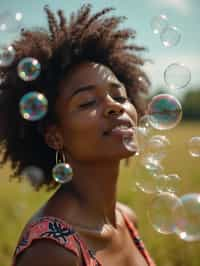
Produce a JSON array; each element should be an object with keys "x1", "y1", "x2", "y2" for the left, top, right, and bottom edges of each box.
[{"x1": 79, "y1": 96, "x2": 129, "y2": 108}]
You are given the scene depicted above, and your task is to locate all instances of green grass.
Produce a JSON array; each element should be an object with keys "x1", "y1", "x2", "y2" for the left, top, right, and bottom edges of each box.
[{"x1": 0, "y1": 122, "x2": 200, "y2": 266}]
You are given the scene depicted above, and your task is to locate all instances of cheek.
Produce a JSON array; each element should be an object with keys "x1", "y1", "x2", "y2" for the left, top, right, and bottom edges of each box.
[
  {"x1": 61, "y1": 110, "x2": 101, "y2": 154},
  {"x1": 126, "y1": 102, "x2": 138, "y2": 125}
]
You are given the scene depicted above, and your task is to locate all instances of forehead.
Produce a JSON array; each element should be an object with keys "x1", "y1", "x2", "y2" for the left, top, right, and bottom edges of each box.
[{"x1": 59, "y1": 62, "x2": 119, "y2": 96}]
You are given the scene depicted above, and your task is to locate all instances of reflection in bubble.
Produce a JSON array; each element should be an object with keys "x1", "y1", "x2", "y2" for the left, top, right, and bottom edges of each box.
[
  {"x1": 52, "y1": 163, "x2": 73, "y2": 184},
  {"x1": 148, "y1": 192, "x2": 183, "y2": 234},
  {"x1": 18, "y1": 57, "x2": 41, "y2": 81},
  {"x1": 19, "y1": 91, "x2": 48, "y2": 121},
  {"x1": 0, "y1": 45, "x2": 15, "y2": 67},
  {"x1": 164, "y1": 63, "x2": 191, "y2": 90},
  {"x1": 150, "y1": 14, "x2": 168, "y2": 34},
  {"x1": 188, "y1": 136, "x2": 200, "y2": 158},
  {"x1": 174, "y1": 193, "x2": 200, "y2": 242},
  {"x1": 160, "y1": 26, "x2": 181, "y2": 47},
  {"x1": 148, "y1": 94, "x2": 182, "y2": 130}
]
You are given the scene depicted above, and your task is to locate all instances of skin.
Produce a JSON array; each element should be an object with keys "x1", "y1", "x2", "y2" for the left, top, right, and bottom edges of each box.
[{"x1": 17, "y1": 61, "x2": 148, "y2": 266}]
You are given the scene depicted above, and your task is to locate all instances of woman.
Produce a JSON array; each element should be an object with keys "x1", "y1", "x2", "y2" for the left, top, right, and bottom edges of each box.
[{"x1": 0, "y1": 4, "x2": 155, "y2": 266}]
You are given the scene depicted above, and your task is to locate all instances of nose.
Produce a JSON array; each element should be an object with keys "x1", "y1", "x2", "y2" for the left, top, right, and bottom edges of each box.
[{"x1": 103, "y1": 96, "x2": 124, "y2": 117}]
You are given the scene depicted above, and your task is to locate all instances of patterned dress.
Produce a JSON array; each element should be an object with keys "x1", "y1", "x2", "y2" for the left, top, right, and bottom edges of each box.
[{"x1": 12, "y1": 210, "x2": 155, "y2": 266}]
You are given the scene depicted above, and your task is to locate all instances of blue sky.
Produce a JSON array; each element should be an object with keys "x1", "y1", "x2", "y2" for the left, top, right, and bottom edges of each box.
[{"x1": 0, "y1": 0, "x2": 199, "y2": 96}]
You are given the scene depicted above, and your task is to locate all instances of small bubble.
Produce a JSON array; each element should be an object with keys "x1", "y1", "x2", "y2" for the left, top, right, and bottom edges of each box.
[
  {"x1": 17, "y1": 57, "x2": 41, "y2": 81},
  {"x1": 188, "y1": 136, "x2": 200, "y2": 158},
  {"x1": 164, "y1": 63, "x2": 191, "y2": 90},
  {"x1": 150, "y1": 14, "x2": 168, "y2": 35},
  {"x1": 52, "y1": 163, "x2": 73, "y2": 184},
  {"x1": 0, "y1": 45, "x2": 15, "y2": 67},
  {"x1": 160, "y1": 26, "x2": 181, "y2": 48},
  {"x1": 19, "y1": 91, "x2": 48, "y2": 121}
]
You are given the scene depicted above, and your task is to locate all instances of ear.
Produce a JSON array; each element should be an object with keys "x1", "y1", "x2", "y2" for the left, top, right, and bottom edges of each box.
[{"x1": 44, "y1": 125, "x2": 64, "y2": 150}]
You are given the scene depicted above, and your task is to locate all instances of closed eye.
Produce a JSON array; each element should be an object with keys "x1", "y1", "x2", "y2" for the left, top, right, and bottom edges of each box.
[
  {"x1": 114, "y1": 96, "x2": 129, "y2": 103},
  {"x1": 79, "y1": 100, "x2": 96, "y2": 108}
]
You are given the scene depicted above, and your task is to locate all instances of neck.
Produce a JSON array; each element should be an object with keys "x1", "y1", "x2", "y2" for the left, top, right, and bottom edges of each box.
[{"x1": 61, "y1": 159, "x2": 120, "y2": 229}]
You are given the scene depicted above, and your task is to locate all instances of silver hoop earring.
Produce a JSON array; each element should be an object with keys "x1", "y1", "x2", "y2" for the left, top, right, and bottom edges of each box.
[{"x1": 52, "y1": 150, "x2": 73, "y2": 184}]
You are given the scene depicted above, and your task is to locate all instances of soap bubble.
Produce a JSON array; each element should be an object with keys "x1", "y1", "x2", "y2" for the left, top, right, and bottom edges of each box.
[
  {"x1": 145, "y1": 135, "x2": 170, "y2": 160},
  {"x1": 148, "y1": 94, "x2": 182, "y2": 130},
  {"x1": 160, "y1": 26, "x2": 181, "y2": 47},
  {"x1": 135, "y1": 156, "x2": 164, "y2": 194},
  {"x1": 19, "y1": 91, "x2": 48, "y2": 121},
  {"x1": 164, "y1": 63, "x2": 191, "y2": 90},
  {"x1": 0, "y1": 45, "x2": 15, "y2": 67},
  {"x1": 188, "y1": 136, "x2": 200, "y2": 158},
  {"x1": 155, "y1": 173, "x2": 181, "y2": 193},
  {"x1": 0, "y1": 10, "x2": 23, "y2": 33},
  {"x1": 52, "y1": 163, "x2": 73, "y2": 184},
  {"x1": 17, "y1": 57, "x2": 41, "y2": 81},
  {"x1": 174, "y1": 193, "x2": 200, "y2": 241},
  {"x1": 150, "y1": 14, "x2": 168, "y2": 34},
  {"x1": 148, "y1": 192, "x2": 183, "y2": 234},
  {"x1": 21, "y1": 166, "x2": 45, "y2": 190}
]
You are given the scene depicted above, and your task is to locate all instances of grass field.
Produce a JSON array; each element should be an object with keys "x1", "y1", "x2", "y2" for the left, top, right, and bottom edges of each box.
[{"x1": 0, "y1": 122, "x2": 199, "y2": 266}]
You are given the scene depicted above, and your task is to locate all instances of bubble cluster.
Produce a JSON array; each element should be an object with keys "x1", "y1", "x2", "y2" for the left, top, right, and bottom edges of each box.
[
  {"x1": 188, "y1": 136, "x2": 200, "y2": 158},
  {"x1": 155, "y1": 173, "x2": 181, "y2": 193},
  {"x1": 174, "y1": 193, "x2": 200, "y2": 241},
  {"x1": 0, "y1": 45, "x2": 15, "y2": 67},
  {"x1": 19, "y1": 91, "x2": 48, "y2": 121},
  {"x1": 52, "y1": 163, "x2": 73, "y2": 184},
  {"x1": 164, "y1": 63, "x2": 191, "y2": 90},
  {"x1": 18, "y1": 57, "x2": 41, "y2": 81},
  {"x1": 145, "y1": 135, "x2": 170, "y2": 160},
  {"x1": 148, "y1": 94, "x2": 182, "y2": 130}
]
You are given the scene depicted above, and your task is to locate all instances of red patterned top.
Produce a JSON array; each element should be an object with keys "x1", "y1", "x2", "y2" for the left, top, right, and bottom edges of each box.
[{"x1": 12, "y1": 212, "x2": 155, "y2": 266}]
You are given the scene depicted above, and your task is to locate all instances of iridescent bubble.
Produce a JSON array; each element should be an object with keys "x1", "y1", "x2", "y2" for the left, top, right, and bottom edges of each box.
[
  {"x1": 174, "y1": 193, "x2": 200, "y2": 241},
  {"x1": 160, "y1": 26, "x2": 181, "y2": 47},
  {"x1": 19, "y1": 91, "x2": 48, "y2": 121},
  {"x1": 148, "y1": 192, "x2": 183, "y2": 234},
  {"x1": 52, "y1": 163, "x2": 73, "y2": 184},
  {"x1": 166, "y1": 173, "x2": 181, "y2": 193},
  {"x1": 135, "y1": 157, "x2": 164, "y2": 194},
  {"x1": 146, "y1": 135, "x2": 170, "y2": 160},
  {"x1": 164, "y1": 63, "x2": 191, "y2": 90},
  {"x1": 0, "y1": 45, "x2": 15, "y2": 67},
  {"x1": 17, "y1": 57, "x2": 41, "y2": 81},
  {"x1": 188, "y1": 136, "x2": 200, "y2": 158},
  {"x1": 21, "y1": 166, "x2": 45, "y2": 190},
  {"x1": 148, "y1": 94, "x2": 182, "y2": 130},
  {"x1": 150, "y1": 14, "x2": 168, "y2": 34}
]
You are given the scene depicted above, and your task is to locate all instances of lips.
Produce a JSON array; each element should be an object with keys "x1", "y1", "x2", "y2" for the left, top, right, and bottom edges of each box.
[{"x1": 103, "y1": 120, "x2": 135, "y2": 137}]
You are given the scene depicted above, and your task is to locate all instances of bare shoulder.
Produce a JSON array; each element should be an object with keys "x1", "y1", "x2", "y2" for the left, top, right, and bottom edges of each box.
[
  {"x1": 116, "y1": 201, "x2": 138, "y2": 228},
  {"x1": 16, "y1": 239, "x2": 81, "y2": 266}
]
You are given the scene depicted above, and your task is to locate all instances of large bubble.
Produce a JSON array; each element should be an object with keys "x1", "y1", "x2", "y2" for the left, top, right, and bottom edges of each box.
[
  {"x1": 19, "y1": 91, "x2": 48, "y2": 121},
  {"x1": 148, "y1": 94, "x2": 182, "y2": 130},
  {"x1": 148, "y1": 192, "x2": 183, "y2": 234},
  {"x1": 164, "y1": 63, "x2": 191, "y2": 90},
  {"x1": 174, "y1": 193, "x2": 200, "y2": 242}
]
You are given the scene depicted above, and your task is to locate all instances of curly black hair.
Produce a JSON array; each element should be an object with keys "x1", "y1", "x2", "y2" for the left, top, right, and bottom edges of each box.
[{"x1": 0, "y1": 4, "x2": 150, "y2": 190}]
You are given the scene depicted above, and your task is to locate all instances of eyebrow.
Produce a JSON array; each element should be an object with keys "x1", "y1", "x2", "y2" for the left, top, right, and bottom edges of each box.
[{"x1": 70, "y1": 82, "x2": 124, "y2": 98}]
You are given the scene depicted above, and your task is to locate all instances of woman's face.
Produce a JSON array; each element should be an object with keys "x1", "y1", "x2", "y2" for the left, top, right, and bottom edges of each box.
[{"x1": 54, "y1": 61, "x2": 138, "y2": 162}]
